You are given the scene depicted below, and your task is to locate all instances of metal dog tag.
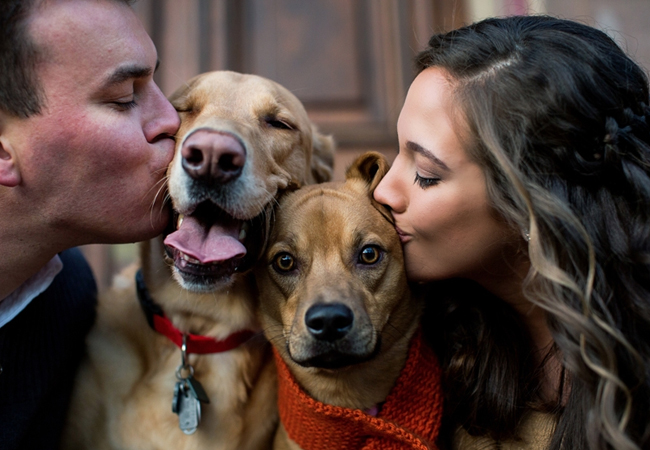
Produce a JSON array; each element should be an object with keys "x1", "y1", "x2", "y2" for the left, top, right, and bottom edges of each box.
[
  {"x1": 187, "y1": 376, "x2": 210, "y2": 404},
  {"x1": 172, "y1": 381, "x2": 183, "y2": 414},
  {"x1": 177, "y1": 387, "x2": 202, "y2": 435}
]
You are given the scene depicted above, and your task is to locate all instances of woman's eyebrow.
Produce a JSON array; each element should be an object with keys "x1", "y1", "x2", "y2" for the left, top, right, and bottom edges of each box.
[{"x1": 406, "y1": 141, "x2": 450, "y2": 171}]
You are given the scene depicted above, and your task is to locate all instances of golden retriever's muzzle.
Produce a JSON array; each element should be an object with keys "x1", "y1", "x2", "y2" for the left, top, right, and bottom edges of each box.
[{"x1": 164, "y1": 127, "x2": 264, "y2": 292}]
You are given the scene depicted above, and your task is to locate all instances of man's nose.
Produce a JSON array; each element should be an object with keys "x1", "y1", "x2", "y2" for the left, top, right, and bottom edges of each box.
[{"x1": 145, "y1": 84, "x2": 181, "y2": 145}]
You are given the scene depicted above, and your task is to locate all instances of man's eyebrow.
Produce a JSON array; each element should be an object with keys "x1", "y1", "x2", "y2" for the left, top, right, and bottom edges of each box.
[
  {"x1": 101, "y1": 61, "x2": 158, "y2": 88},
  {"x1": 406, "y1": 141, "x2": 450, "y2": 171}
]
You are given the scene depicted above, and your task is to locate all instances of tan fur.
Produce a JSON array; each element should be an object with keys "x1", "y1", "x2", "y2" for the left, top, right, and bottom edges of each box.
[
  {"x1": 255, "y1": 152, "x2": 424, "y2": 450},
  {"x1": 62, "y1": 71, "x2": 335, "y2": 450}
]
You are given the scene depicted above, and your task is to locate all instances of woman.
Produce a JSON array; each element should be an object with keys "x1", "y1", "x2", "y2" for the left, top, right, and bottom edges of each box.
[{"x1": 374, "y1": 15, "x2": 650, "y2": 450}]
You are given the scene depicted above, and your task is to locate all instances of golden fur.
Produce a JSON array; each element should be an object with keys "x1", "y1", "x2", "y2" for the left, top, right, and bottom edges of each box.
[
  {"x1": 62, "y1": 71, "x2": 335, "y2": 450},
  {"x1": 255, "y1": 152, "x2": 423, "y2": 450}
]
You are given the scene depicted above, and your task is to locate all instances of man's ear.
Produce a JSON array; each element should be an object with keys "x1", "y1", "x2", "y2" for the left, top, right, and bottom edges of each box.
[{"x1": 0, "y1": 119, "x2": 21, "y2": 187}]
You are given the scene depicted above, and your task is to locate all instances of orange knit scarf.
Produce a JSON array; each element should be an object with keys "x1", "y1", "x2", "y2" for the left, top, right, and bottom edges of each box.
[{"x1": 274, "y1": 330, "x2": 443, "y2": 450}]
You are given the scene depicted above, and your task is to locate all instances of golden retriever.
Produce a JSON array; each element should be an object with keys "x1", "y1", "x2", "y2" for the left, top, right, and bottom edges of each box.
[
  {"x1": 62, "y1": 71, "x2": 335, "y2": 450},
  {"x1": 256, "y1": 152, "x2": 442, "y2": 450}
]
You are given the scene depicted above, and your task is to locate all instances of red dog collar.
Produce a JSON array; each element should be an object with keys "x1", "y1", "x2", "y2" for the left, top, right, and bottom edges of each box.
[{"x1": 135, "y1": 269, "x2": 256, "y2": 354}]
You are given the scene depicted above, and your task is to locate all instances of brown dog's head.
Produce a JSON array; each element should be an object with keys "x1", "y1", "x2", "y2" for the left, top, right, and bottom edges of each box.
[
  {"x1": 163, "y1": 71, "x2": 334, "y2": 292},
  {"x1": 257, "y1": 152, "x2": 413, "y2": 370}
]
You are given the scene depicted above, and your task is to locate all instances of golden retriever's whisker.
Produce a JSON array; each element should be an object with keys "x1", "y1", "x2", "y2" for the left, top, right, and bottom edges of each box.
[
  {"x1": 152, "y1": 166, "x2": 170, "y2": 176},
  {"x1": 145, "y1": 177, "x2": 169, "y2": 212},
  {"x1": 147, "y1": 178, "x2": 172, "y2": 227}
]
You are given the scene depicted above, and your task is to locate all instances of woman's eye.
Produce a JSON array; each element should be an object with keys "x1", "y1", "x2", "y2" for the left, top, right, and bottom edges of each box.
[
  {"x1": 414, "y1": 173, "x2": 441, "y2": 189},
  {"x1": 358, "y1": 246, "x2": 381, "y2": 265},
  {"x1": 272, "y1": 252, "x2": 296, "y2": 273}
]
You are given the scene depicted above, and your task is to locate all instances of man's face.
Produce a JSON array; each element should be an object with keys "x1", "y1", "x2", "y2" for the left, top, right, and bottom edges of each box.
[{"x1": 6, "y1": 0, "x2": 179, "y2": 246}]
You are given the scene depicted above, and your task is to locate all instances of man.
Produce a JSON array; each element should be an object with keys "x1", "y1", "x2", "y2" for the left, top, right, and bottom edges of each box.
[{"x1": 0, "y1": 0, "x2": 180, "y2": 448}]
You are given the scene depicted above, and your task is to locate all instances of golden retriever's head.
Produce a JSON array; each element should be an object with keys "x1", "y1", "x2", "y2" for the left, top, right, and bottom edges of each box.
[
  {"x1": 163, "y1": 71, "x2": 334, "y2": 292},
  {"x1": 257, "y1": 152, "x2": 412, "y2": 370}
]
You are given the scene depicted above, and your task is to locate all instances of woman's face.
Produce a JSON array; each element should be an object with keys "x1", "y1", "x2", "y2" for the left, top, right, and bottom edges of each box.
[{"x1": 374, "y1": 68, "x2": 522, "y2": 284}]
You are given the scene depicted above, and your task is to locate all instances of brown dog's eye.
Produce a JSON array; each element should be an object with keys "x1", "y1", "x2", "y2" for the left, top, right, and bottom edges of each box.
[
  {"x1": 272, "y1": 252, "x2": 296, "y2": 272},
  {"x1": 358, "y1": 246, "x2": 381, "y2": 265}
]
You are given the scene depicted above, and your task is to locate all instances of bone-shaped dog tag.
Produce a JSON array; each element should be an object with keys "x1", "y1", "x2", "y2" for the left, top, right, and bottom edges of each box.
[{"x1": 177, "y1": 387, "x2": 201, "y2": 435}]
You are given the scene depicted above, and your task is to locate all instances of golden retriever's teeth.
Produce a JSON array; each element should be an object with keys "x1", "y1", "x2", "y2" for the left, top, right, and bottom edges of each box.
[
  {"x1": 180, "y1": 251, "x2": 201, "y2": 265},
  {"x1": 177, "y1": 214, "x2": 184, "y2": 229},
  {"x1": 239, "y1": 222, "x2": 250, "y2": 242}
]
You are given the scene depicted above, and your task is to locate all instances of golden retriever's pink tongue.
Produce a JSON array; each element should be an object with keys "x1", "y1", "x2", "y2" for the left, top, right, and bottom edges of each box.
[{"x1": 164, "y1": 215, "x2": 246, "y2": 264}]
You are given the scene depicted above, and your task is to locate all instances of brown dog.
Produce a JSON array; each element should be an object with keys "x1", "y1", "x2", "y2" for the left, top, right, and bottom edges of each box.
[
  {"x1": 256, "y1": 152, "x2": 443, "y2": 450},
  {"x1": 62, "y1": 71, "x2": 334, "y2": 450}
]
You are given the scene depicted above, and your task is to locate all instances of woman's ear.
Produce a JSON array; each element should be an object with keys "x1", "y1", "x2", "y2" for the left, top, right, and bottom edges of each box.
[{"x1": 345, "y1": 151, "x2": 390, "y2": 193}]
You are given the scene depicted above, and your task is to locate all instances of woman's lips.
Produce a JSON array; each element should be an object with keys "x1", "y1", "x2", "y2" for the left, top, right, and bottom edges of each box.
[{"x1": 395, "y1": 226, "x2": 411, "y2": 243}]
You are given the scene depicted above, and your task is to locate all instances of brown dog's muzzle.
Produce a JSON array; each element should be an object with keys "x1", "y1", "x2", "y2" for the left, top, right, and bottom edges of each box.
[{"x1": 304, "y1": 303, "x2": 354, "y2": 342}]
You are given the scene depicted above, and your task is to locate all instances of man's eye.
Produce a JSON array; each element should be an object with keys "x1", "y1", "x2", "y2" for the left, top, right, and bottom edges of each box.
[
  {"x1": 414, "y1": 173, "x2": 441, "y2": 189},
  {"x1": 113, "y1": 100, "x2": 137, "y2": 111}
]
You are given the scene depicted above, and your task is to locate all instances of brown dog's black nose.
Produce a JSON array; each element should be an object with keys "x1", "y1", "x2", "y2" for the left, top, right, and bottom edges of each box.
[
  {"x1": 181, "y1": 130, "x2": 246, "y2": 183},
  {"x1": 305, "y1": 303, "x2": 354, "y2": 342}
]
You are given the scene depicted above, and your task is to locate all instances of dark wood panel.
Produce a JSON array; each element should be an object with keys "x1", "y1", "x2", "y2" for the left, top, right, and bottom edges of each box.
[
  {"x1": 137, "y1": 0, "x2": 466, "y2": 149},
  {"x1": 246, "y1": 0, "x2": 363, "y2": 104}
]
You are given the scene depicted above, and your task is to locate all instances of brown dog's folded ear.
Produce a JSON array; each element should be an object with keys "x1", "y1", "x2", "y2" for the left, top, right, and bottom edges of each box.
[
  {"x1": 346, "y1": 151, "x2": 393, "y2": 223},
  {"x1": 345, "y1": 151, "x2": 390, "y2": 192},
  {"x1": 310, "y1": 125, "x2": 335, "y2": 184}
]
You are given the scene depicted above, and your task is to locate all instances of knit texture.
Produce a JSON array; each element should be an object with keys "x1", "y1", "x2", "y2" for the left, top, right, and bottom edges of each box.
[
  {"x1": 275, "y1": 330, "x2": 443, "y2": 450},
  {"x1": 0, "y1": 248, "x2": 97, "y2": 450}
]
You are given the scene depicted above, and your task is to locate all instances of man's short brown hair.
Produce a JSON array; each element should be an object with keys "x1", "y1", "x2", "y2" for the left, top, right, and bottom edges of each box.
[
  {"x1": 0, "y1": 0, "x2": 135, "y2": 118},
  {"x1": 0, "y1": 0, "x2": 43, "y2": 117}
]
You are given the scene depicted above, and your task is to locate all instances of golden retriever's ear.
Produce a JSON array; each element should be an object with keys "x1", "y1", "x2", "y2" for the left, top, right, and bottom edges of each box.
[
  {"x1": 168, "y1": 75, "x2": 202, "y2": 106},
  {"x1": 310, "y1": 125, "x2": 335, "y2": 183},
  {"x1": 345, "y1": 151, "x2": 390, "y2": 193}
]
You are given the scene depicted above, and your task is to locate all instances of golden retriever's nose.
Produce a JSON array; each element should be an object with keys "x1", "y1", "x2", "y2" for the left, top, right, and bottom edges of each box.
[
  {"x1": 305, "y1": 303, "x2": 354, "y2": 342},
  {"x1": 181, "y1": 130, "x2": 246, "y2": 183}
]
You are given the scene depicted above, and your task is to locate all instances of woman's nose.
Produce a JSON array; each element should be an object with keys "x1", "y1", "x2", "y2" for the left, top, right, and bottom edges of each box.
[{"x1": 374, "y1": 164, "x2": 406, "y2": 214}]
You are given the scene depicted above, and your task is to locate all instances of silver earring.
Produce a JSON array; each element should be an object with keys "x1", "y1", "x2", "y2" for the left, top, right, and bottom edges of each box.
[{"x1": 524, "y1": 229, "x2": 530, "y2": 242}]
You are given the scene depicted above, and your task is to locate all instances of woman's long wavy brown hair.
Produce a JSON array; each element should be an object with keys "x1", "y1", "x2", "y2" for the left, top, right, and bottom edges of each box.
[{"x1": 418, "y1": 15, "x2": 650, "y2": 450}]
